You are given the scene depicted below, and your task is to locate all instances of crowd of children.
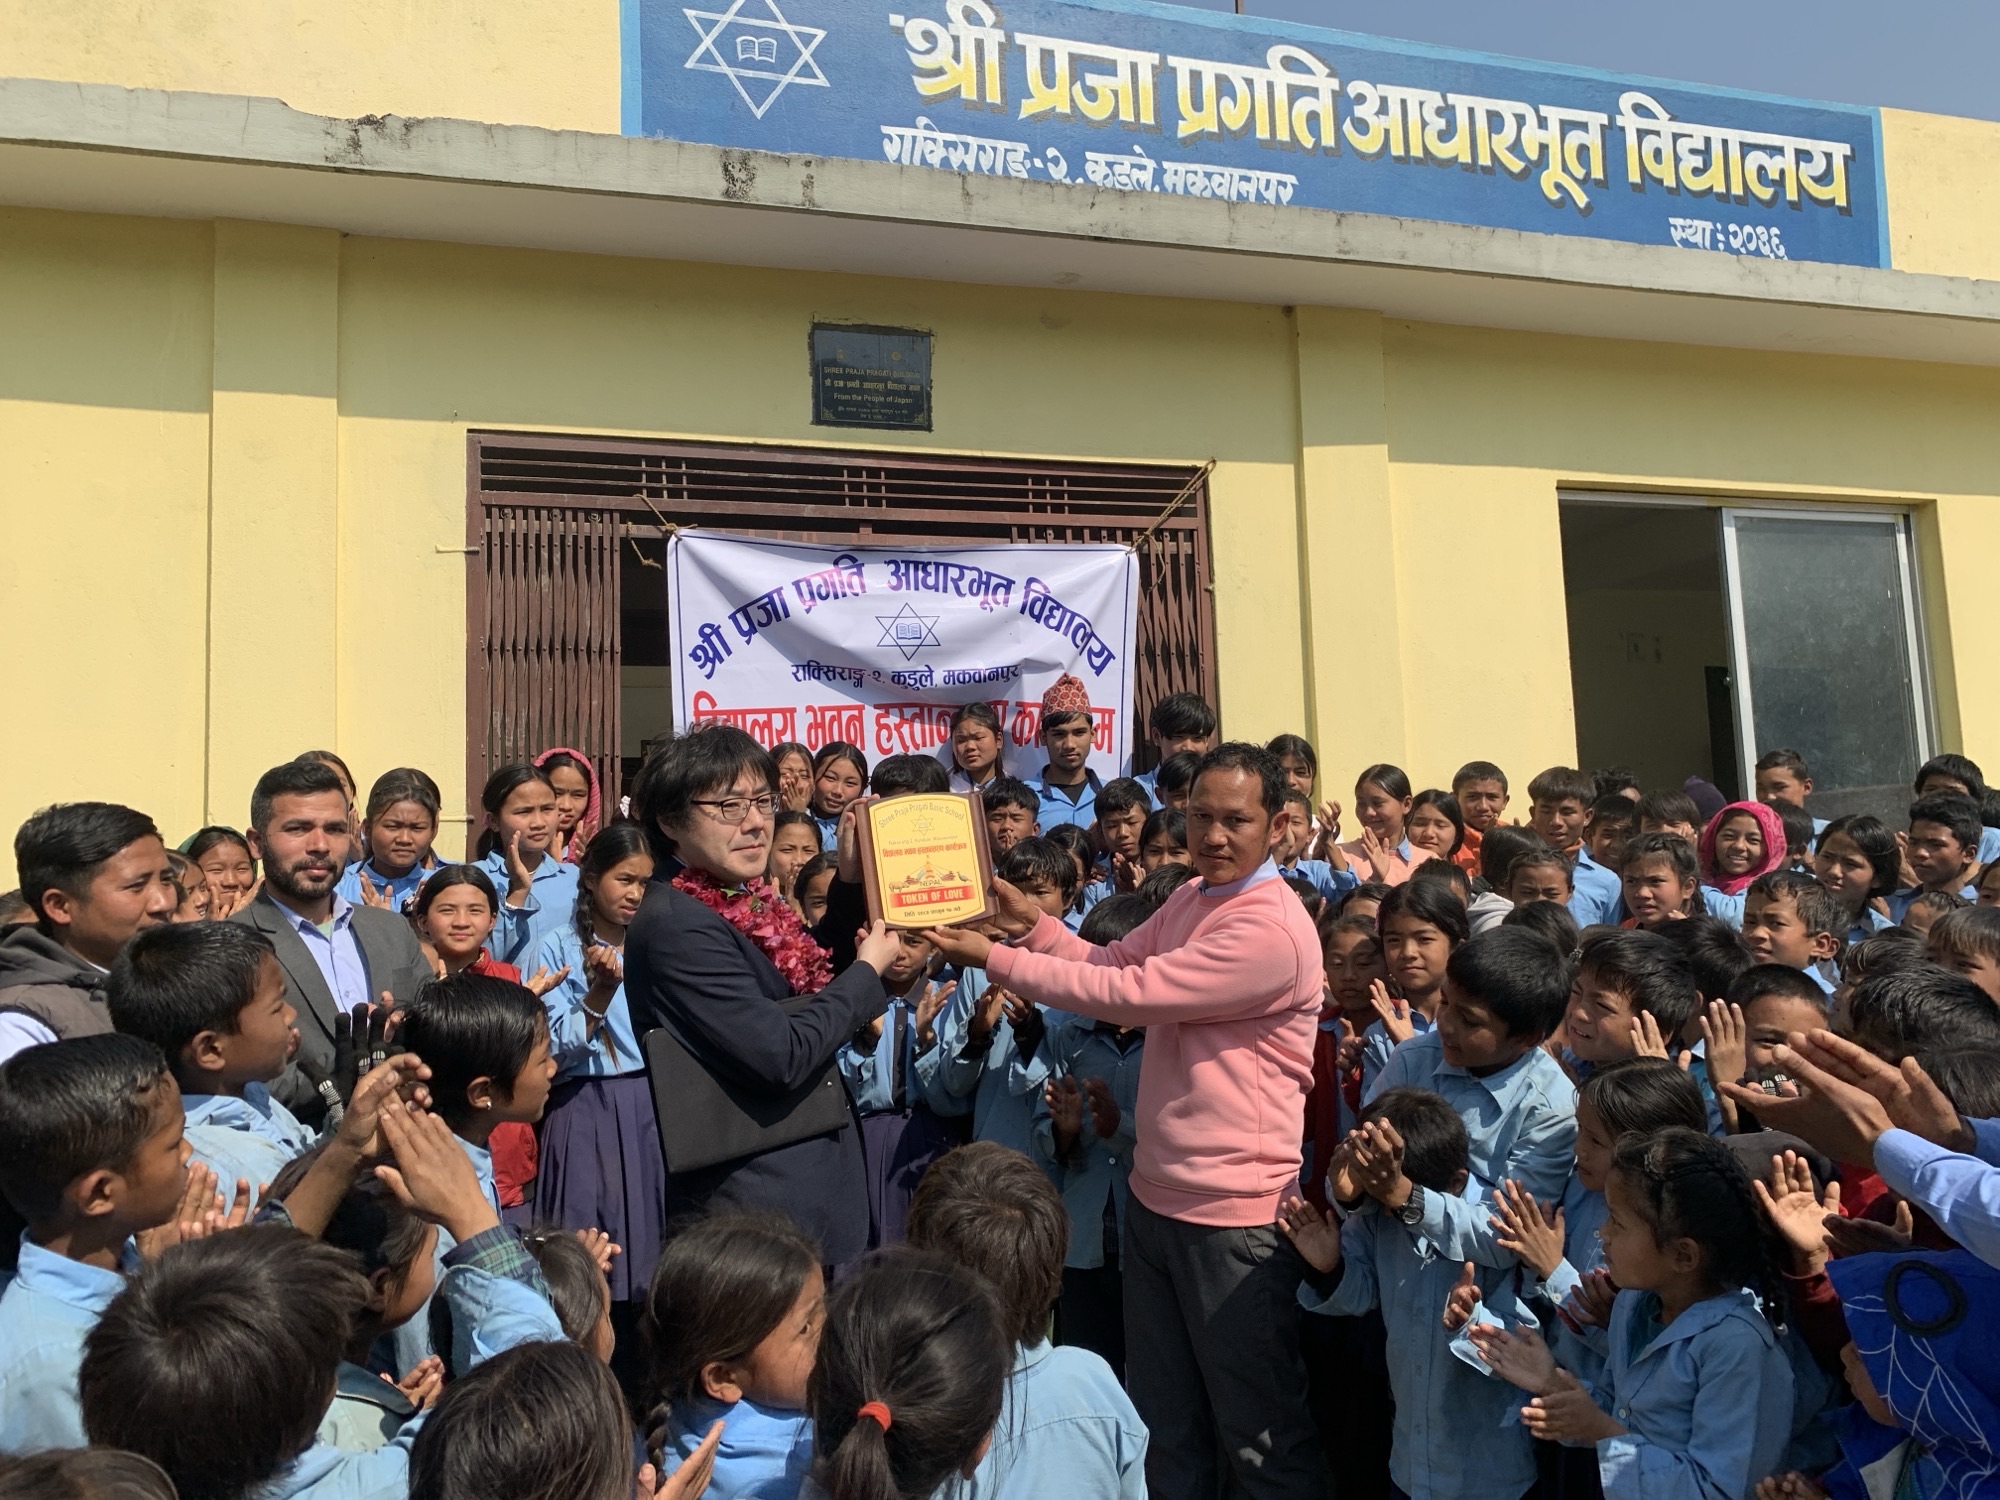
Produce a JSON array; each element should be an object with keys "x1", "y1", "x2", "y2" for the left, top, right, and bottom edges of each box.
[{"x1": 3, "y1": 684, "x2": 2000, "y2": 1500}]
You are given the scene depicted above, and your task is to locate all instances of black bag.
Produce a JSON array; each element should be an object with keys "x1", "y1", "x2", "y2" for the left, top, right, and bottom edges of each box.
[{"x1": 640, "y1": 994, "x2": 853, "y2": 1174}]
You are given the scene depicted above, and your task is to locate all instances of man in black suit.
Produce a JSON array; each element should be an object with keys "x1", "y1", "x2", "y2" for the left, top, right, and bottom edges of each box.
[{"x1": 229, "y1": 757, "x2": 432, "y2": 1124}]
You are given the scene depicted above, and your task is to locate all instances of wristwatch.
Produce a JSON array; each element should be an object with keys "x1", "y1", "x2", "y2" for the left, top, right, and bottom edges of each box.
[{"x1": 1394, "y1": 1185, "x2": 1426, "y2": 1228}]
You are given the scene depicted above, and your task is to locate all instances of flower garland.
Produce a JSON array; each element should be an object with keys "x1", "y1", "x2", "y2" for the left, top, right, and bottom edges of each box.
[{"x1": 672, "y1": 868, "x2": 833, "y2": 995}]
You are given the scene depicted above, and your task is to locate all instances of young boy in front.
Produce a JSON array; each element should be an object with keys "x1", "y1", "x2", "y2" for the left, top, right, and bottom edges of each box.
[
  {"x1": 1739, "y1": 870, "x2": 1843, "y2": 995},
  {"x1": 1891, "y1": 792, "x2": 1984, "y2": 921},
  {"x1": 1366, "y1": 928, "x2": 1577, "y2": 1270},
  {"x1": 106, "y1": 923, "x2": 312, "y2": 1209},
  {"x1": 1568, "y1": 794, "x2": 1636, "y2": 928},
  {"x1": 0, "y1": 1034, "x2": 194, "y2": 1449},
  {"x1": 1033, "y1": 675, "x2": 1103, "y2": 832},
  {"x1": 984, "y1": 776, "x2": 1044, "y2": 855},
  {"x1": 1278, "y1": 788, "x2": 1359, "y2": 905},
  {"x1": 1087, "y1": 777, "x2": 1155, "y2": 901},
  {"x1": 1450, "y1": 762, "x2": 1510, "y2": 879},
  {"x1": 1525, "y1": 767, "x2": 1596, "y2": 858},
  {"x1": 1561, "y1": 929, "x2": 1700, "y2": 1074},
  {"x1": 909, "y1": 1141, "x2": 1146, "y2": 1500},
  {"x1": 1279, "y1": 1086, "x2": 1537, "y2": 1500}
]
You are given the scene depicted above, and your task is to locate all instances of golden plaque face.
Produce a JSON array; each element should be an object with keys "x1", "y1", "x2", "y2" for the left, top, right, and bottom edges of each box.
[{"x1": 855, "y1": 792, "x2": 996, "y2": 931}]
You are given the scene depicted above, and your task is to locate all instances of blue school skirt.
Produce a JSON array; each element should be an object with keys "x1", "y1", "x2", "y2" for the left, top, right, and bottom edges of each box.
[
  {"x1": 857, "y1": 1104, "x2": 968, "y2": 1249},
  {"x1": 537, "y1": 1073, "x2": 667, "y2": 1303}
]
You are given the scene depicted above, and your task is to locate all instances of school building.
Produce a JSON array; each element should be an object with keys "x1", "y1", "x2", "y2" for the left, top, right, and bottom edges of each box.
[{"x1": 3, "y1": 0, "x2": 1998, "y2": 871}]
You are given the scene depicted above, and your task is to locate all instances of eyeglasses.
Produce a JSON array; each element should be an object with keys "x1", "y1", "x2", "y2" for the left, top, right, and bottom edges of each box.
[{"x1": 689, "y1": 793, "x2": 780, "y2": 825}]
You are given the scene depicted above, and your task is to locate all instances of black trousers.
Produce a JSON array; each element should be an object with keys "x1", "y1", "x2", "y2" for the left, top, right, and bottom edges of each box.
[
  {"x1": 1123, "y1": 1195, "x2": 1332, "y2": 1500},
  {"x1": 1058, "y1": 1261, "x2": 1127, "y2": 1382}
]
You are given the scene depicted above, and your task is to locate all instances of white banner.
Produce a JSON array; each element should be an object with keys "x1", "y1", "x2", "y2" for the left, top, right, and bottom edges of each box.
[{"x1": 667, "y1": 533, "x2": 1139, "y2": 777}]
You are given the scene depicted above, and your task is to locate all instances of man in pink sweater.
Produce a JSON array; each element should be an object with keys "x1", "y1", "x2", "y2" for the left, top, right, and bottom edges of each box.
[{"x1": 927, "y1": 742, "x2": 1329, "y2": 1500}]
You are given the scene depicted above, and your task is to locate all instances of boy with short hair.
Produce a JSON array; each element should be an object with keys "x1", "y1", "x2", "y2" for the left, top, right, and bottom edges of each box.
[
  {"x1": 1, "y1": 803, "x2": 179, "y2": 1063},
  {"x1": 1504, "y1": 850, "x2": 1573, "y2": 909},
  {"x1": 1450, "y1": 762, "x2": 1510, "y2": 878},
  {"x1": 107, "y1": 922, "x2": 312, "y2": 1208},
  {"x1": 1739, "y1": 870, "x2": 1844, "y2": 994},
  {"x1": 1135, "y1": 693, "x2": 1217, "y2": 805},
  {"x1": 0, "y1": 1034, "x2": 192, "y2": 1450},
  {"x1": 1525, "y1": 768, "x2": 1596, "y2": 857},
  {"x1": 1278, "y1": 789, "x2": 1359, "y2": 905},
  {"x1": 1568, "y1": 794, "x2": 1636, "y2": 928},
  {"x1": 1915, "y1": 753, "x2": 2000, "y2": 868},
  {"x1": 1561, "y1": 929, "x2": 1700, "y2": 1071},
  {"x1": 1927, "y1": 906, "x2": 2000, "y2": 1003},
  {"x1": 1891, "y1": 792, "x2": 1984, "y2": 921},
  {"x1": 1280, "y1": 1085, "x2": 1537, "y2": 1500},
  {"x1": 1032, "y1": 676, "x2": 1103, "y2": 832},
  {"x1": 1367, "y1": 928, "x2": 1578, "y2": 1269},
  {"x1": 910, "y1": 1141, "x2": 1146, "y2": 1500},
  {"x1": 1468, "y1": 826, "x2": 1542, "y2": 933},
  {"x1": 984, "y1": 776, "x2": 1043, "y2": 854},
  {"x1": 1755, "y1": 749, "x2": 1829, "y2": 838},
  {"x1": 1634, "y1": 788, "x2": 1701, "y2": 844},
  {"x1": 1726, "y1": 964, "x2": 1832, "y2": 1089},
  {"x1": 1088, "y1": 777, "x2": 1155, "y2": 901},
  {"x1": 1153, "y1": 751, "x2": 1199, "y2": 812}
]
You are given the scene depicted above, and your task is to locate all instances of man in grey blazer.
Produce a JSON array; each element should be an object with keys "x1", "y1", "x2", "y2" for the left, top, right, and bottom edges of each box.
[{"x1": 229, "y1": 757, "x2": 432, "y2": 1124}]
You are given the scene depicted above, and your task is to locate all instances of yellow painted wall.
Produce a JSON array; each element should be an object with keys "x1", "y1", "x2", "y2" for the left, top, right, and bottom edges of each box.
[
  {"x1": 5, "y1": 206, "x2": 2000, "y2": 883},
  {"x1": 1882, "y1": 109, "x2": 2000, "y2": 283}
]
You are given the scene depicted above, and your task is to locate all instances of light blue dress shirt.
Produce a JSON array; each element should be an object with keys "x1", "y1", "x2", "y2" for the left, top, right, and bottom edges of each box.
[
  {"x1": 1845, "y1": 905, "x2": 1894, "y2": 948},
  {"x1": 183, "y1": 1083, "x2": 317, "y2": 1210},
  {"x1": 1030, "y1": 1018, "x2": 1143, "y2": 1270},
  {"x1": 275, "y1": 894, "x2": 374, "y2": 1012},
  {"x1": 267, "y1": 1229, "x2": 565, "y2": 1500},
  {"x1": 1132, "y1": 768, "x2": 1159, "y2": 805},
  {"x1": 1359, "y1": 1009, "x2": 1436, "y2": 1099},
  {"x1": 1279, "y1": 858, "x2": 1360, "y2": 904},
  {"x1": 661, "y1": 1394, "x2": 813, "y2": 1500},
  {"x1": 477, "y1": 849, "x2": 580, "y2": 969},
  {"x1": 0, "y1": 1236, "x2": 140, "y2": 1450},
  {"x1": 388, "y1": 1135, "x2": 502, "y2": 1376},
  {"x1": 938, "y1": 1340, "x2": 1148, "y2": 1500},
  {"x1": 1699, "y1": 887, "x2": 1746, "y2": 930},
  {"x1": 1581, "y1": 1289, "x2": 1793, "y2": 1500},
  {"x1": 1872, "y1": 1118, "x2": 2000, "y2": 1270},
  {"x1": 1032, "y1": 770, "x2": 1103, "y2": 832},
  {"x1": 1887, "y1": 882, "x2": 1981, "y2": 923},
  {"x1": 1367, "y1": 1031, "x2": 1579, "y2": 1269},
  {"x1": 837, "y1": 993, "x2": 953, "y2": 1115},
  {"x1": 1981, "y1": 826, "x2": 2000, "y2": 868},
  {"x1": 333, "y1": 860, "x2": 436, "y2": 914},
  {"x1": 534, "y1": 927, "x2": 641, "y2": 1079},
  {"x1": 933, "y1": 966, "x2": 1063, "y2": 1167},
  {"x1": 1300, "y1": 1188, "x2": 1537, "y2": 1500},
  {"x1": 1569, "y1": 849, "x2": 1625, "y2": 927}
]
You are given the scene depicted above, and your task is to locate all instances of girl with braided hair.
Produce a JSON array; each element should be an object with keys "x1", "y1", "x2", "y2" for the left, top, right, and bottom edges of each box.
[{"x1": 1471, "y1": 1126, "x2": 1797, "y2": 1500}]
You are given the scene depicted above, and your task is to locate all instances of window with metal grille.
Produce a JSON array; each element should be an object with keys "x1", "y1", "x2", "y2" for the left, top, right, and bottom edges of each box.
[{"x1": 468, "y1": 433, "x2": 1214, "y2": 812}]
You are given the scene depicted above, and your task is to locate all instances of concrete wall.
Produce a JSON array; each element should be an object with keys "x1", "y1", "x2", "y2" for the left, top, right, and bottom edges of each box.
[{"x1": 5, "y1": 201, "x2": 1999, "y2": 879}]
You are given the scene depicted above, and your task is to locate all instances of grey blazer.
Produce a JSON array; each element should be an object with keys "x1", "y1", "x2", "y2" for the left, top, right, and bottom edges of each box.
[{"x1": 229, "y1": 891, "x2": 433, "y2": 1122}]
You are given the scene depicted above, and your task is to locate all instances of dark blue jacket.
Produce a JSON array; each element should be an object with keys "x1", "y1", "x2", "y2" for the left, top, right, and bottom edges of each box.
[{"x1": 624, "y1": 875, "x2": 884, "y2": 1265}]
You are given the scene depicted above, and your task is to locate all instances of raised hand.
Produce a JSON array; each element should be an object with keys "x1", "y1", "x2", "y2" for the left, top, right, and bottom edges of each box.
[
  {"x1": 968, "y1": 983, "x2": 1011, "y2": 1042},
  {"x1": 1490, "y1": 1179, "x2": 1565, "y2": 1280},
  {"x1": 1111, "y1": 851, "x2": 1139, "y2": 893},
  {"x1": 1359, "y1": 827, "x2": 1392, "y2": 878},
  {"x1": 1721, "y1": 1036, "x2": 1895, "y2": 1166},
  {"x1": 835, "y1": 800, "x2": 867, "y2": 886},
  {"x1": 1084, "y1": 1076, "x2": 1121, "y2": 1140},
  {"x1": 1350, "y1": 1120, "x2": 1411, "y2": 1207},
  {"x1": 581, "y1": 943, "x2": 623, "y2": 996},
  {"x1": 1325, "y1": 1138, "x2": 1361, "y2": 1206},
  {"x1": 136, "y1": 1161, "x2": 225, "y2": 1259},
  {"x1": 642, "y1": 1420, "x2": 725, "y2": 1500},
  {"x1": 912, "y1": 979, "x2": 955, "y2": 1052},
  {"x1": 1334, "y1": 1015, "x2": 1364, "y2": 1074},
  {"x1": 1466, "y1": 1321, "x2": 1560, "y2": 1395},
  {"x1": 1521, "y1": 1369, "x2": 1624, "y2": 1444},
  {"x1": 1369, "y1": 981, "x2": 1413, "y2": 1044},
  {"x1": 1628, "y1": 1011, "x2": 1674, "y2": 1062},
  {"x1": 1441, "y1": 1261, "x2": 1480, "y2": 1331},
  {"x1": 1698, "y1": 1000, "x2": 1748, "y2": 1089},
  {"x1": 575, "y1": 1226, "x2": 622, "y2": 1276},
  {"x1": 1791, "y1": 1031, "x2": 1973, "y2": 1152},
  {"x1": 1824, "y1": 1198, "x2": 1915, "y2": 1258},
  {"x1": 1278, "y1": 1193, "x2": 1343, "y2": 1273},
  {"x1": 356, "y1": 869, "x2": 393, "y2": 910},
  {"x1": 1046, "y1": 1075, "x2": 1085, "y2": 1157},
  {"x1": 1004, "y1": 993, "x2": 1046, "y2": 1060},
  {"x1": 1752, "y1": 1151, "x2": 1837, "y2": 1273},
  {"x1": 373, "y1": 1099, "x2": 498, "y2": 1243}
]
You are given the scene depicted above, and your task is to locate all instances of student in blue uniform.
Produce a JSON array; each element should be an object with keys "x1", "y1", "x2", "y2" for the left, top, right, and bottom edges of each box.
[
  {"x1": 1889, "y1": 792, "x2": 1984, "y2": 921},
  {"x1": 336, "y1": 769, "x2": 445, "y2": 914},
  {"x1": 1914, "y1": 753, "x2": 2000, "y2": 867},
  {"x1": 1134, "y1": 692, "x2": 1217, "y2": 804},
  {"x1": 1030, "y1": 676, "x2": 1103, "y2": 831},
  {"x1": 1082, "y1": 777, "x2": 1154, "y2": 906},
  {"x1": 807, "y1": 741, "x2": 869, "y2": 849},
  {"x1": 1811, "y1": 815, "x2": 1899, "y2": 947},
  {"x1": 474, "y1": 763, "x2": 579, "y2": 968},
  {"x1": 1570, "y1": 794, "x2": 1638, "y2": 928}
]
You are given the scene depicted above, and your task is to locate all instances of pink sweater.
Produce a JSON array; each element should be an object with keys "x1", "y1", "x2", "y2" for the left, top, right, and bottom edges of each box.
[{"x1": 984, "y1": 874, "x2": 1323, "y2": 1227}]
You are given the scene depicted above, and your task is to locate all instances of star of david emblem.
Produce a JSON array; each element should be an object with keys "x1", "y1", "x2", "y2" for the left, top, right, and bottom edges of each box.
[
  {"x1": 683, "y1": 0, "x2": 830, "y2": 120},
  {"x1": 875, "y1": 602, "x2": 941, "y2": 661}
]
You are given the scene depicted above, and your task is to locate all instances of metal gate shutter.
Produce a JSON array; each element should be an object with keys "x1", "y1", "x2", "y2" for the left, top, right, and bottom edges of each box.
[{"x1": 468, "y1": 434, "x2": 1215, "y2": 812}]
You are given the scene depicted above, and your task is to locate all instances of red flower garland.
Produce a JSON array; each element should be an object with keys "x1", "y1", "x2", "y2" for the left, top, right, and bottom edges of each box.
[{"x1": 672, "y1": 868, "x2": 833, "y2": 996}]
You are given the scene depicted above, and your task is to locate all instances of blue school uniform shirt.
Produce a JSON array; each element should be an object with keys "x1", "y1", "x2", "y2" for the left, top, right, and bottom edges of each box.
[
  {"x1": 1846, "y1": 905, "x2": 1894, "y2": 948},
  {"x1": 1700, "y1": 886, "x2": 1746, "y2": 929},
  {"x1": 661, "y1": 1394, "x2": 813, "y2": 1500},
  {"x1": 1030, "y1": 1018, "x2": 1143, "y2": 1270},
  {"x1": 1032, "y1": 769, "x2": 1103, "y2": 831},
  {"x1": 837, "y1": 994, "x2": 953, "y2": 1116},
  {"x1": 811, "y1": 811, "x2": 841, "y2": 847},
  {"x1": 933, "y1": 967, "x2": 1062, "y2": 1164},
  {"x1": 534, "y1": 928, "x2": 642, "y2": 1080},
  {"x1": 1530, "y1": 1171, "x2": 1609, "y2": 1313},
  {"x1": 476, "y1": 849, "x2": 580, "y2": 969},
  {"x1": 333, "y1": 860, "x2": 436, "y2": 914},
  {"x1": 939, "y1": 1340, "x2": 1147, "y2": 1500},
  {"x1": 1300, "y1": 1187, "x2": 1537, "y2": 1500},
  {"x1": 1359, "y1": 1009, "x2": 1435, "y2": 1099},
  {"x1": 1570, "y1": 848, "x2": 1625, "y2": 927},
  {"x1": 1132, "y1": 768, "x2": 1159, "y2": 805},
  {"x1": 1871, "y1": 1117, "x2": 2000, "y2": 1269},
  {"x1": 1367, "y1": 1031, "x2": 1578, "y2": 1269},
  {"x1": 389, "y1": 1134, "x2": 503, "y2": 1376},
  {"x1": 183, "y1": 1082, "x2": 317, "y2": 1210},
  {"x1": 264, "y1": 1226, "x2": 565, "y2": 1500},
  {"x1": 1983, "y1": 826, "x2": 2000, "y2": 867},
  {"x1": 0, "y1": 1236, "x2": 141, "y2": 1450},
  {"x1": 1584, "y1": 1288, "x2": 1793, "y2": 1500},
  {"x1": 1280, "y1": 858, "x2": 1360, "y2": 904},
  {"x1": 1888, "y1": 882, "x2": 1980, "y2": 922}
]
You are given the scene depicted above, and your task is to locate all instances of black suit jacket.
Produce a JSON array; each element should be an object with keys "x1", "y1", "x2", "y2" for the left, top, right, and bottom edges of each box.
[
  {"x1": 624, "y1": 875, "x2": 886, "y2": 1265},
  {"x1": 230, "y1": 891, "x2": 433, "y2": 1123}
]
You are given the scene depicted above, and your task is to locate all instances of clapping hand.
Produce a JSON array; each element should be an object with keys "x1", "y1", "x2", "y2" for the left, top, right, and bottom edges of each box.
[
  {"x1": 1083, "y1": 1076, "x2": 1121, "y2": 1140},
  {"x1": 575, "y1": 1227, "x2": 622, "y2": 1276},
  {"x1": 1349, "y1": 1119, "x2": 1413, "y2": 1209},
  {"x1": 1466, "y1": 1321, "x2": 1559, "y2": 1395},
  {"x1": 1278, "y1": 1194, "x2": 1343, "y2": 1274},
  {"x1": 392, "y1": 1357, "x2": 444, "y2": 1411},
  {"x1": 373, "y1": 1099, "x2": 499, "y2": 1244},
  {"x1": 1522, "y1": 1370, "x2": 1624, "y2": 1444},
  {"x1": 1046, "y1": 1075, "x2": 1085, "y2": 1157},
  {"x1": 1490, "y1": 1179, "x2": 1565, "y2": 1280},
  {"x1": 1369, "y1": 981, "x2": 1413, "y2": 1044},
  {"x1": 1752, "y1": 1151, "x2": 1837, "y2": 1273},
  {"x1": 1824, "y1": 1198, "x2": 1915, "y2": 1258},
  {"x1": 1568, "y1": 1268, "x2": 1617, "y2": 1329},
  {"x1": 912, "y1": 978, "x2": 954, "y2": 1052}
]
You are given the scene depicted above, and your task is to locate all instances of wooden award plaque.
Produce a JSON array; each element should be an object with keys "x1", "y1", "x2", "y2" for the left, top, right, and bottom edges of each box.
[{"x1": 854, "y1": 791, "x2": 996, "y2": 930}]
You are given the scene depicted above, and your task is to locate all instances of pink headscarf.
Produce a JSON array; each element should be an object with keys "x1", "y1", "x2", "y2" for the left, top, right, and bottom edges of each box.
[
  {"x1": 1697, "y1": 800, "x2": 1787, "y2": 895},
  {"x1": 534, "y1": 746, "x2": 602, "y2": 864}
]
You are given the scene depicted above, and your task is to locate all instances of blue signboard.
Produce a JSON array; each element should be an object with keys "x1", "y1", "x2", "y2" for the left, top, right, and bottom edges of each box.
[{"x1": 623, "y1": 0, "x2": 1887, "y2": 268}]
